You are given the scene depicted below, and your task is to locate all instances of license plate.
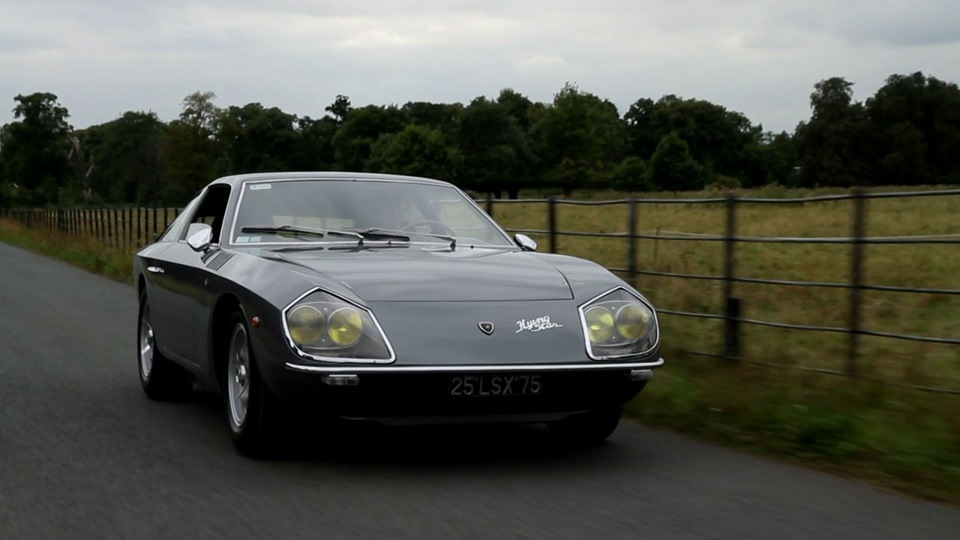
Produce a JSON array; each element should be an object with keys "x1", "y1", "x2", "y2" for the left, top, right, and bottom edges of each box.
[{"x1": 448, "y1": 374, "x2": 543, "y2": 397}]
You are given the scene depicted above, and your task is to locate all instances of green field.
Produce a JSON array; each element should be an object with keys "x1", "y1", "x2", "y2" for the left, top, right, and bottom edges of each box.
[
  {"x1": 3, "y1": 184, "x2": 960, "y2": 504},
  {"x1": 483, "y1": 185, "x2": 960, "y2": 503},
  {"x1": 486, "y1": 186, "x2": 960, "y2": 391}
]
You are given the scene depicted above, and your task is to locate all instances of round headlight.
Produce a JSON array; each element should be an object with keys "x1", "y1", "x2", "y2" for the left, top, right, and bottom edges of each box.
[
  {"x1": 288, "y1": 305, "x2": 325, "y2": 346},
  {"x1": 616, "y1": 304, "x2": 651, "y2": 340},
  {"x1": 328, "y1": 307, "x2": 363, "y2": 346},
  {"x1": 584, "y1": 306, "x2": 614, "y2": 343}
]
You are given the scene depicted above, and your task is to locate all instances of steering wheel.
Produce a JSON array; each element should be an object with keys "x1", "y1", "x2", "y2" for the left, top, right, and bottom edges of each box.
[{"x1": 400, "y1": 219, "x2": 456, "y2": 237}]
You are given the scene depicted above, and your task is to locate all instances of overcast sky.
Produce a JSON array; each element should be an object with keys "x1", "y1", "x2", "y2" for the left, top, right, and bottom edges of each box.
[{"x1": 2, "y1": 0, "x2": 958, "y2": 134}]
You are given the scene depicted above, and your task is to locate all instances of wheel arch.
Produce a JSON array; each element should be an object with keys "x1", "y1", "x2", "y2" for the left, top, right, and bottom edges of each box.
[{"x1": 210, "y1": 293, "x2": 243, "y2": 392}]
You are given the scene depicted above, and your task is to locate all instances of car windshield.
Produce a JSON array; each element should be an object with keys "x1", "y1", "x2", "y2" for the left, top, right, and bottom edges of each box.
[{"x1": 229, "y1": 178, "x2": 514, "y2": 247}]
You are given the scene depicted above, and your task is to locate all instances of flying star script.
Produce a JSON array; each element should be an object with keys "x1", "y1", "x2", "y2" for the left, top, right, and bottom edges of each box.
[{"x1": 515, "y1": 316, "x2": 564, "y2": 334}]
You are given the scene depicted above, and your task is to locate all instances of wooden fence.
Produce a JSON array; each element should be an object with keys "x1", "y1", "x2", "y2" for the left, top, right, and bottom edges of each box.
[{"x1": 4, "y1": 188, "x2": 960, "y2": 393}]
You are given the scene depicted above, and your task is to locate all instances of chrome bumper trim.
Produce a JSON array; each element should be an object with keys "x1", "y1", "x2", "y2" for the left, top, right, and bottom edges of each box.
[{"x1": 285, "y1": 357, "x2": 664, "y2": 374}]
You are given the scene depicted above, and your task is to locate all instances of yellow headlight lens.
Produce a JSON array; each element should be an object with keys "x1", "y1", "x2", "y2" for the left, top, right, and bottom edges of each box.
[
  {"x1": 585, "y1": 306, "x2": 614, "y2": 343},
  {"x1": 288, "y1": 305, "x2": 325, "y2": 346},
  {"x1": 616, "y1": 304, "x2": 651, "y2": 340},
  {"x1": 328, "y1": 307, "x2": 363, "y2": 346}
]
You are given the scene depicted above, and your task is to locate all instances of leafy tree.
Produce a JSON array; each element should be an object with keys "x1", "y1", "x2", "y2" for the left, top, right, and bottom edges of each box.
[
  {"x1": 325, "y1": 94, "x2": 353, "y2": 126},
  {"x1": 0, "y1": 92, "x2": 73, "y2": 204},
  {"x1": 865, "y1": 72, "x2": 960, "y2": 185},
  {"x1": 531, "y1": 82, "x2": 625, "y2": 195},
  {"x1": 647, "y1": 132, "x2": 702, "y2": 191},
  {"x1": 810, "y1": 77, "x2": 856, "y2": 121},
  {"x1": 331, "y1": 105, "x2": 407, "y2": 171},
  {"x1": 400, "y1": 101, "x2": 463, "y2": 142},
  {"x1": 458, "y1": 96, "x2": 536, "y2": 198},
  {"x1": 623, "y1": 97, "x2": 658, "y2": 160},
  {"x1": 611, "y1": 156, "x2": 651, "y2": 192},
  {"x1": 365, "y1": 124, "x2": 461, "y2": 180},
  {"x1": 497, "y1": 88, "x2": 534, "y2": 132},
  {"x1": 215, "y1": 103, "x2": 300, "y2": 174},
  {"x1": 756, "y1": 131, "x2": 799, "y2": 187},
  {"x1": 625, "y1": 95, "x2": 762, "y2": 187},
  {"x1": 79, "y1": 111, "x2": 164, "y2": 204},
  {"x1": 293, "y1": 115, "x2": 339, "y2": 171},
  {"x1": 180, "y1": 91, "x2": 219, "y2": 133},
  {"x1": 794, "y1": 77, "x2": 871, "y2": 187},
  {"x1": 159, "y1": 91, "x2": 222, "y2": 204}
]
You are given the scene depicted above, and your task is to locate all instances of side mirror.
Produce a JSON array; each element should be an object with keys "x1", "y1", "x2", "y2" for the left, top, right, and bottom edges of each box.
[
  {"x1": 187, "y1": 223, "x2": 213, "y2": 252},
  {"x1": 514, "y1": 233, "x2": 537, "y2": 252}
]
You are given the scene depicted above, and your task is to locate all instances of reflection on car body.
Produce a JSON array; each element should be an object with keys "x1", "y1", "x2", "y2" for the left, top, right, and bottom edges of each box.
[{"x1": 133, "y1": 172, "x2": 664, "y2": 457}]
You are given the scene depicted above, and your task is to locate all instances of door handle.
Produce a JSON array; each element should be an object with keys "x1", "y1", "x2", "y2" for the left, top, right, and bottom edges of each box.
[{"x1": 147, "y1": 266, "x2": 165, "y2": 274}]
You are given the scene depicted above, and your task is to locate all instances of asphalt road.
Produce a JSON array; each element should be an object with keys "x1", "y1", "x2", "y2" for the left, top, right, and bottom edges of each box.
[{"x1": 2, "y1": 241, "x2": 960, "y2": 540}]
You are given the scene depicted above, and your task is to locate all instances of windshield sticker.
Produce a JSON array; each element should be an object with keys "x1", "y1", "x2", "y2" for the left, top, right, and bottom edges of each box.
[
  {"x1": 235, "y1": 236, "x2": 250, "y2": 243},
  {"x1": 249, "y1": 184, "x2": 271, "y2": 191},
  {"x1": 515, "y1": 316, "x2": 564, "y2": 334}
]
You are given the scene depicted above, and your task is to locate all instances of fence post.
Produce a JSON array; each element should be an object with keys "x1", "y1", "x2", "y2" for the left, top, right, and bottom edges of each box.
[
  {"x1": 547, "y1": 196, "x2": 557, "y2": 254},
  {"x1": 722, "y1": 193, "x2": 741, "y2": 362},
  {"x1": 847, "y1": 188, "x2": 867, "y2": 378},
  {"x1": 627, "y1": 194, "x2": 638, "y2": 287},
  {"x1": 485, "y1": 193, "x2": 493, "y2": 216}
]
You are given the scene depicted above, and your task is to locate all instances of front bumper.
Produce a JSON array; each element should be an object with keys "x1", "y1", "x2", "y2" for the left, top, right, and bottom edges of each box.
[{"x1": 269, "y1": 358, "x2": 663, "y2": 425}]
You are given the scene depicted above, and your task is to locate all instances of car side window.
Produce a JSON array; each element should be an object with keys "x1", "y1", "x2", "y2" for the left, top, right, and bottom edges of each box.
[
  {"x1": 157, "y1": 197, "x2": 201, "y2": 243},
  {"x1": 178, "y1": 184, "x2": 232, "y2": 244}
]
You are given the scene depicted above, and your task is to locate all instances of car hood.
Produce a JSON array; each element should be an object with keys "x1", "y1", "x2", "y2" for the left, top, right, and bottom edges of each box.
[{"x1": 263, "y1": 246, "x2": 574, "y2": 302}]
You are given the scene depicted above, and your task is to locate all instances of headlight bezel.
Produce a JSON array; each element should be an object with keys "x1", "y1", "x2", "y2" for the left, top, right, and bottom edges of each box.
[
  {"x1": 281, "y1": 287, "x2": 396, "y2": 364},
  {"x1": 578, "y1": 286, "x2": 659, "y2": 361}
]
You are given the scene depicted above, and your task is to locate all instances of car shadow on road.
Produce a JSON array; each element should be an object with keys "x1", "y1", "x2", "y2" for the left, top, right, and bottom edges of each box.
[{"x1": 180, "y1": 388, "x2": 640, "y2": 469}]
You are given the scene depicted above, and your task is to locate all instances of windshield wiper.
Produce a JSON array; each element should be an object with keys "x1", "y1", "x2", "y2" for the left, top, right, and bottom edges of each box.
[
  {"x1": 362, "y1": 227, "x2": 456, "y2": 249},
  {"x1": 241, "y1": 224, "x2": 455, "y2": 249},
  {"x1": 353, "y1": 228, "x2": 411, "y2": 241},
  {"x1": 240, "y1": 224, "x2": 364, "y2": 242}
]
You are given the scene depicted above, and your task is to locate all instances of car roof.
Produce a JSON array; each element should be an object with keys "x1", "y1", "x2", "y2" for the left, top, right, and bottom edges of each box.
[{"x1": 208, "y1": 171, "x2": 455, "y2": 189}]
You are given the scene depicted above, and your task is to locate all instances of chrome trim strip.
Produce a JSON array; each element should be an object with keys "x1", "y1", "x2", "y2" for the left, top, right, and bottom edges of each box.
[{"x1": 284, "y1": 357, "x2": 664, "y2": 374}]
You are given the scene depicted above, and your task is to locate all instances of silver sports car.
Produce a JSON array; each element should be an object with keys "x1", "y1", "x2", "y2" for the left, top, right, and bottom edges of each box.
[{"x1": 134, "y1": 172, "x2": 663, "y2": 456}]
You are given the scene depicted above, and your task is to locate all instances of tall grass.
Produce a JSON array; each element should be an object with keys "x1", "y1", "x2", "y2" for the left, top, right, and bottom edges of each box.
[{"x1": 0, "y1": 219, "x2": 134, "y2": 284}]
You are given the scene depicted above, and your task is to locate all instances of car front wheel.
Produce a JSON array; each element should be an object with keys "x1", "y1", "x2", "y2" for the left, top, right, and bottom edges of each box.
[
  {"x1": 547, "y1": 406, "x2": 623, "y2": 447},
  {"x1": 138, "y1": 290, "x2": 192, "y2": 400},
  {"x1": 223, "y1": 310, "x2": 282, "y2": 458}
]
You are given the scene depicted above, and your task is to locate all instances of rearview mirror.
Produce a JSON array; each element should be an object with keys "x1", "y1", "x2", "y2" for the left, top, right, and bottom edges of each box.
[
  {"x1": 187, "y1": 223, "x2": 213, "y2": 252},
  {"x1": 514, "y1": 233, "x2": 537, "y2": 252}
]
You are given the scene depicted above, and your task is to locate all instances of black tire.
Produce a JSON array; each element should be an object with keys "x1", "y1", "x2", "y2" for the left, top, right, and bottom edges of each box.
[
  {"x1": 138, "y1": 289, "x2": 193, "y2": 400},
  {"x1": 547, "y1": 406, "x2": 623, "y2": 447},
  {"x1": 222, "y1": 310, "x2": 283, "y2": 458}
]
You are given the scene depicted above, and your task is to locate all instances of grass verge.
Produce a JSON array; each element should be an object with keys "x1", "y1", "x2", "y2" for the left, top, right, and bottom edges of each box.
[
  {"x1": 0, "y1": 219, "x2": 134, "y2": 285},
  {"x1": 629, "y1": 347, "x2": 960, "y2": 505}
]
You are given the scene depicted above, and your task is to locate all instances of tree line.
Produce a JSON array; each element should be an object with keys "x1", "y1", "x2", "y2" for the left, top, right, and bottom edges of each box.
[{"x1": 1, "y1": 71, "x2": 958, "y2": 208}]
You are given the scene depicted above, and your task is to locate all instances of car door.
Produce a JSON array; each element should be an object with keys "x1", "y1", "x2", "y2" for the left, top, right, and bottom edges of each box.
[
  {"x1": 144, "y1": 194, "x2": 202, "y2": 365},
  {"x1": 147, "y1": 185, "x2": 231, "y2": 366}
]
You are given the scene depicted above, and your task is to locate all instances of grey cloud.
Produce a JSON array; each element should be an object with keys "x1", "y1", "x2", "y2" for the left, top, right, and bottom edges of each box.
[
  {"x1": 1, "y1": 0, "x2": 958, "y2": 133},
  {"x1": 767, "y1": 1, "x2": 960, "y2": 47}
]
